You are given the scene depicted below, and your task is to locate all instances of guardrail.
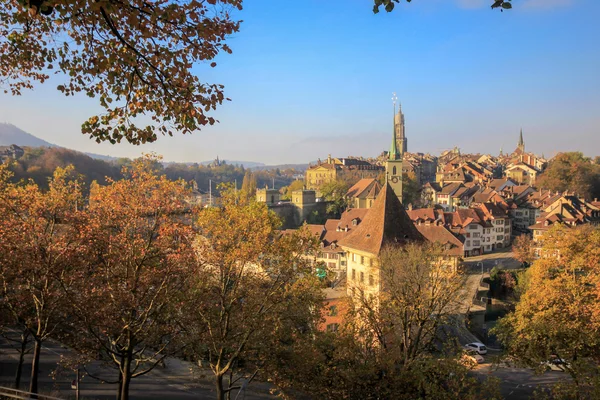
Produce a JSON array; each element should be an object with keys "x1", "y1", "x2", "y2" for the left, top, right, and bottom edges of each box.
[{"x1": 0, "y1": 386, "x2": 63, "y2": 400}]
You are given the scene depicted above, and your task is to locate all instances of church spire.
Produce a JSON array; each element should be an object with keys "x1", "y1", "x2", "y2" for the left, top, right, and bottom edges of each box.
[
  {"x1": 518, "y1": 128, "x2": 524, "y2": 151},
  {"x1": 389, "y1": 93, "x2": 400, "y2": 161}
]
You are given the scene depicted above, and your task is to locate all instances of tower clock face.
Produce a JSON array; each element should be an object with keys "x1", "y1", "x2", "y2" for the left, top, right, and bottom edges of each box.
[{"x1": 391, "y1": 176, "x2": 399, "y2": 183}]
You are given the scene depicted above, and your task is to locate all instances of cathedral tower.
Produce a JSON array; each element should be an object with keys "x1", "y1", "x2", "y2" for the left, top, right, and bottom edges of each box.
[
  {"x1": 386, "y1": 93, "x2": 403, "y2": 203},
  {"x1": 394, "y1": 103, "x2": 407, "y2": 154}
]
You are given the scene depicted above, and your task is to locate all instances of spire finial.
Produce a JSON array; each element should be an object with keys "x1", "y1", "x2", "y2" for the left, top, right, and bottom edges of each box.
[{"x1": 392, "y1": 92, "x2": 397, "y2": 115}]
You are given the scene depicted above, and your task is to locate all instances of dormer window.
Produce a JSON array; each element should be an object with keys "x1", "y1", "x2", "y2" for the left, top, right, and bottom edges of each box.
[{"x1": 352, "y1": 218, "x2": 358, "y2": 226}]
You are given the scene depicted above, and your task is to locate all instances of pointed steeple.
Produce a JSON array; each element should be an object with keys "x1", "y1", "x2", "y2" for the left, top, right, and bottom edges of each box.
[
  {"x1": 518, "y1": 128, "x2": 524, "y2": 151},
  {"x1": 389, "y1": 120, "x2": 400, "y2": 161}
]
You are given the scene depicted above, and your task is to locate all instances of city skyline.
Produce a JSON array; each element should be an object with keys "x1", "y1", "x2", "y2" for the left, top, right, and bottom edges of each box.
[{"x1": 0, "y1": 0, "x2": 598, "y2": 164}]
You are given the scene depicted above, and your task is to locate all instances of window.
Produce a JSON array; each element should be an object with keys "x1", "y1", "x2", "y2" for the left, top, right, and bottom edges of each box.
[
  {"x1": 329, "y1": 305, "x2": 338, "y2": 316},
  {"x1": 360, "y1": 271, "x2": 364, "y2": 283},
  {"x1": 497, "y1": 235, "x2": 503, "y2": 240},
  {"x1": 326, "y1": 323, "x2": 339, "y2": 333},
  {"x1": 393, "y1": 166, "x2": 397, "y2": 175},
  {"x1": 468, "y1": 225, "x2": 478, "y2": 230},
  {"x1": 351, "y1": 269, "x2": 356, "y2": 280},
  {"x1": 360, "y1": 256, "x2": 365, "y2": 265},
  {"x1": 352, "y1": 253, "x2": 356, "y2": 262},
  {"x1": 465, "y1": 240, "x2": 470, "y2": 247},
  {"x1": 369, "y1": 274, "x2": 374, "y2": 286}
]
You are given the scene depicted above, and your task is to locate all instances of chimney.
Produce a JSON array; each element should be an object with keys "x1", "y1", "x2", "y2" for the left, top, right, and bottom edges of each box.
[
  {"x1": 345, "y1": 225, "x2": 348, "y2": 232},
  {"x1": 328, "y1": 154, "x2": 332, "y2": 164},
  {"x1": 408, "y1": 203, "x2": 413, "y2": 211}
]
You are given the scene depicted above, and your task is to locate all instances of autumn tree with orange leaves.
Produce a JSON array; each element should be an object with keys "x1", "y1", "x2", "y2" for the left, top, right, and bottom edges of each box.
[
  {"x1": 58, "y1": 156, "x2": 198, "y2": 400},
  {"x1": 495, "y1": 224, "x2": 600, "y2": 399},
  {"x1": 0, "y1": 0, "x2": 241, "y2": 144},
  {"x1": 0, "y1": 163, "x2": 85, "y2": 396},
  {"x1": 183, "y1": 186, "x2": 324, "y2": 400}
]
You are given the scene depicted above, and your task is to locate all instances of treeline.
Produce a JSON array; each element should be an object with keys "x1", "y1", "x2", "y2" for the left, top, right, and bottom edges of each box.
[
  {"x1": 5, "y1": 147, "x2": 298, "y2": 193},
  {"x1": 0, "y1": 157, "x2": 496, "y2": 400}
]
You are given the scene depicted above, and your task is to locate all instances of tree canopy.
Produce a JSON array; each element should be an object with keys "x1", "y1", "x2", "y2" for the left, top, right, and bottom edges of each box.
[
  {"x1": 1, "y1": 0, "x2": 241, "y2": 144},
  {"x1": 536, "y1": 152, "x2": 600, "y2": 201},
  {"x1": 373, "y1": 0, "x2": 512, "y2": 13}
]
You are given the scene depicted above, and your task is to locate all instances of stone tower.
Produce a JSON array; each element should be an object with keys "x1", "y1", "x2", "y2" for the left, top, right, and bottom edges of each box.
[
  {"x1": 386, "y1": 106, "x2": 403, "y2": 204},
  {"x1": 394, "y1": 103, "x2": 407, "y2": 154}
]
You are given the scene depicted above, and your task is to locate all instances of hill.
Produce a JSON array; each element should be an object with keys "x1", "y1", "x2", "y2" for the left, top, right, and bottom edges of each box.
[{"x1": 0, "y1": 123, "x2": 56, "y2": 147}]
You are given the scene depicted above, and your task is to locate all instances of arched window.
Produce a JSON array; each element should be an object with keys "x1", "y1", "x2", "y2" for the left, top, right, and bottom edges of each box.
[
  {"x1": 271, "y1": 195, "x2": 274, "y2": 203},
  {"x1": 393, "y1": 166, "x2": 397, "y2": 175}
]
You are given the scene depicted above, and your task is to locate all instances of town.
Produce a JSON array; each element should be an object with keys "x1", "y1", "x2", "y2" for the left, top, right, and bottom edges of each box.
[{"x1": 1, "y1": 1, "x2": 600, "y2": 400}]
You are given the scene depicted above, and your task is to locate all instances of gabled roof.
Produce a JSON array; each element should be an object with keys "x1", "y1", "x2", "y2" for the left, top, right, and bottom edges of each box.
[
  {"x1": 415, "y1": 225, "x2": 464, "y2": 257},
  {"x1": 339, "y1": 183, "x2": 424, "y2": 255},
  {"x1": 346, "y1": 178, "x2": 381, "y2": 199}
]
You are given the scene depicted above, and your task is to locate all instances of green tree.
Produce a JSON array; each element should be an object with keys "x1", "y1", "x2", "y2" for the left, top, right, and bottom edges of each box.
[
  {"x1": 280, "y1": 179, "x2": 304, "y2": 200},
  {"x1": 1, "y1": 0, "x2": 241, "y2": 144},
  {"x1": 320, "y1": 179, "x2": 351, "y2": 218},
  {"x1": 403, "y1": 172, "x2": 420, "y2": 206},
  {"x1": 536, "y1": 152, "x2": 600, "y2": 201}
]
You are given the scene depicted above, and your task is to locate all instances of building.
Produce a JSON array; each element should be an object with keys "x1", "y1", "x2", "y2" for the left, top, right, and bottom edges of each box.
[
  {"x1": 340, "y1": 183, "x2": 424, "y2": 302},
  {"x1": 346, "y1": 178, "x2": 382, "y2": 209},
  {"x1": 256, "y1": 187, "x2": 281, "y2": 205},
  {"x1": 394, "y1": 103, "x2": 407, "y2": 154},
  {"x1": 0, "y1": 144, "x2": 24, "y2": 161}
]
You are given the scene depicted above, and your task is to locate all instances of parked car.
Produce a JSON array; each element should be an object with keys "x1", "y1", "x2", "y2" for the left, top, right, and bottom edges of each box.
[
  {"x1": 464, "y1": 342, "x2": 488, "y2": 355},
  {"x1": 464, "y1": 349, "x2": 485, "y2": 364}
]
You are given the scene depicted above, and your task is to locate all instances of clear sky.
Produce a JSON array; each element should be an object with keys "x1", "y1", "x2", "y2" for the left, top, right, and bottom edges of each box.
[{"x1": 1, "y1": 0, "x2": 599, "y2": 164}]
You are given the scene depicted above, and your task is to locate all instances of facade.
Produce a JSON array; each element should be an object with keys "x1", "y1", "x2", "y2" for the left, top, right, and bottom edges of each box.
[
  {"x1": 346, "y1": 178, "x2": 382, "y2": 209},
  {"x1": 256, "y1": 188, "x2": 281, "y2": 205}
]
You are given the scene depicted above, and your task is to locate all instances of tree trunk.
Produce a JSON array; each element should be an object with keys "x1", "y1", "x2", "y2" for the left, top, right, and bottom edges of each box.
[
  {"x1": 120, "y1": 352, "x2": 132, "y2": 400},
  {"x1": 29, "y1": 338, "x2": 42, "y2": 397},
  {"x1": 14, "y1": 332, "x2": 28, "y2": 389},
  {"x1": 216, "y1": 373, "x2": 225, "y2": 400}
]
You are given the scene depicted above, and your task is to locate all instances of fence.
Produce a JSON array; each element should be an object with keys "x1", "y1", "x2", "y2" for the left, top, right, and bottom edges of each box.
[{"x1": 0, "y1": 386, "x2": 63, "y2": 400}]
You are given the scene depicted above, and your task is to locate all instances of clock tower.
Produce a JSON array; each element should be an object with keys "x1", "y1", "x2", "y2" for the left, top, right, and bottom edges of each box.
[{"x1": 386, "y1": 93, "x2": 403, "y2": 204}]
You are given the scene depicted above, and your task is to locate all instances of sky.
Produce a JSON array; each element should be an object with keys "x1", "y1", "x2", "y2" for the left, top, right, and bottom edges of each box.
[{"x1": 1, "y1": 0, "x2": 599, "y2": 165}]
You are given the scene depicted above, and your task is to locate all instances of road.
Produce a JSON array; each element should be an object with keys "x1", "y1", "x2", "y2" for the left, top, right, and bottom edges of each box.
[
  {"x1": 463, "y1": 248, "x2": 522, "y2": 273},
  {"x1": 473, "y1": 360, "x2": 568, "y2": 400},
  {"x1": 0, "y1": 333, "x2": 274, "y2": 400}
]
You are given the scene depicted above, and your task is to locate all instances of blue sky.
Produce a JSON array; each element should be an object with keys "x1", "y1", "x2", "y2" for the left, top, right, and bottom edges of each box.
[{"x1": 1, "y1": 0, "x2": 598, "y2": 164}]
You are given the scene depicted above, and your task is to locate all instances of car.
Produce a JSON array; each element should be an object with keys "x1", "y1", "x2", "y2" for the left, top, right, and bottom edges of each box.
[
  {"x1": 463, "y1": 350, "x2": 485, "y2": 364},
  {"x1": 464, "y1": 342, "x2": 488, "y2": 355}
]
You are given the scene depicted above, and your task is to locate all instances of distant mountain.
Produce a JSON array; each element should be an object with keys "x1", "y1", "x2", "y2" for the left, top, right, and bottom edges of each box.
[
  {"x1": 0, "y1": 123, "x2": 56, "y2": 147},
  {"x1": 0, "y1": 122, "x2": 118, "y2": 161},
  {"x1": 252, "y1": 164, "x2": 309, "y2": 171}
]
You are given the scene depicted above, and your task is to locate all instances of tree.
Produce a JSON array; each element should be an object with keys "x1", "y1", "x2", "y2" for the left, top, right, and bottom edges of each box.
[
  {"x1": 59, "y1": 157, "x2": 197, "y2": 400},
  {"x1": 319, "y1": 179, "x2": 351, "y2": 218},
  {"x1": 373, "y1": 0, "x2": 512, "y2": 13},
  {"x1": 270, "y1": 243, "x2": 500, "y2": 399},
  {"x1": 0, "y1": 164, "x2": 84, "y2": 395},
  {"x1": 512, "y1": 234, "x2": 536, "y2": 265},
  {"x1": 536, "y1": 152, "x2": 600, "y2": 201},
  {"x1": 0, "y1": 0, "x2": 241, "y2": 144},
  {"x1": 240, "y1": 169, "x2": 257, "y2": 200},
  {"x1": 402, "y1": 172, "x2": 420, "y2": 207},
  {"x1": 494, "y1": 224, "x2": 600, "y2": 399},
  {"x1": 184, "y1": 188, "x2": 323, "y2": 400},
  {"x1": 280, "y1": 179, "x2": 304, "y2": 200}
]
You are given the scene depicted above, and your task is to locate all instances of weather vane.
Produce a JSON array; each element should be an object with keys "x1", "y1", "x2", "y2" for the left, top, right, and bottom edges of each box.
[{"x1": 392, "y1": 92, "x2": 397, "y2": 114}]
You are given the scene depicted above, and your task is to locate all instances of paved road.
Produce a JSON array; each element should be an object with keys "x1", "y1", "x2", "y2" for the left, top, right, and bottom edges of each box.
[
  {"x1": 0, "y1": 333, "x2": 274, "y2": 400},
  {"x1": 474, "y1": 361, "x2": 567, "y2": 400},
  {"x1": 464, "y1": 249, "x2": 522, "y2": 273}
]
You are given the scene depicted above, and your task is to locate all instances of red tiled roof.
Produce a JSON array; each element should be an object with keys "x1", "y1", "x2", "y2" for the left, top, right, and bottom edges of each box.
[
  {"x1": 346, "y1": 178, "x2": 380, "y2": 198},
  {"x1": 415, "y1": 225, "x2": 464, "y2": 256},
  {"x1": 339, "y1": 183, "x2": 424, "y2": 255}
]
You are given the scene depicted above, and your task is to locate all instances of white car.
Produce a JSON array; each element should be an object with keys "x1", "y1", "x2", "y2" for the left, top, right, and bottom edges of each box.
[{"x1": 464, "y1": 342, "x2": 488, "y2": 355}]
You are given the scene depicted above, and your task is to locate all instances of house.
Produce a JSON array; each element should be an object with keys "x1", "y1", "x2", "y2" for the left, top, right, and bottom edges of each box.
[
  {"x1": 505, "y1": 163, "x2": 539, "y2": 185},
  {"x1": 346, "y1": 178, "x2": 382, "y2": 209},
  {"x1": 340, "y1": 183, "x2": 425, "y2": 302}
]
